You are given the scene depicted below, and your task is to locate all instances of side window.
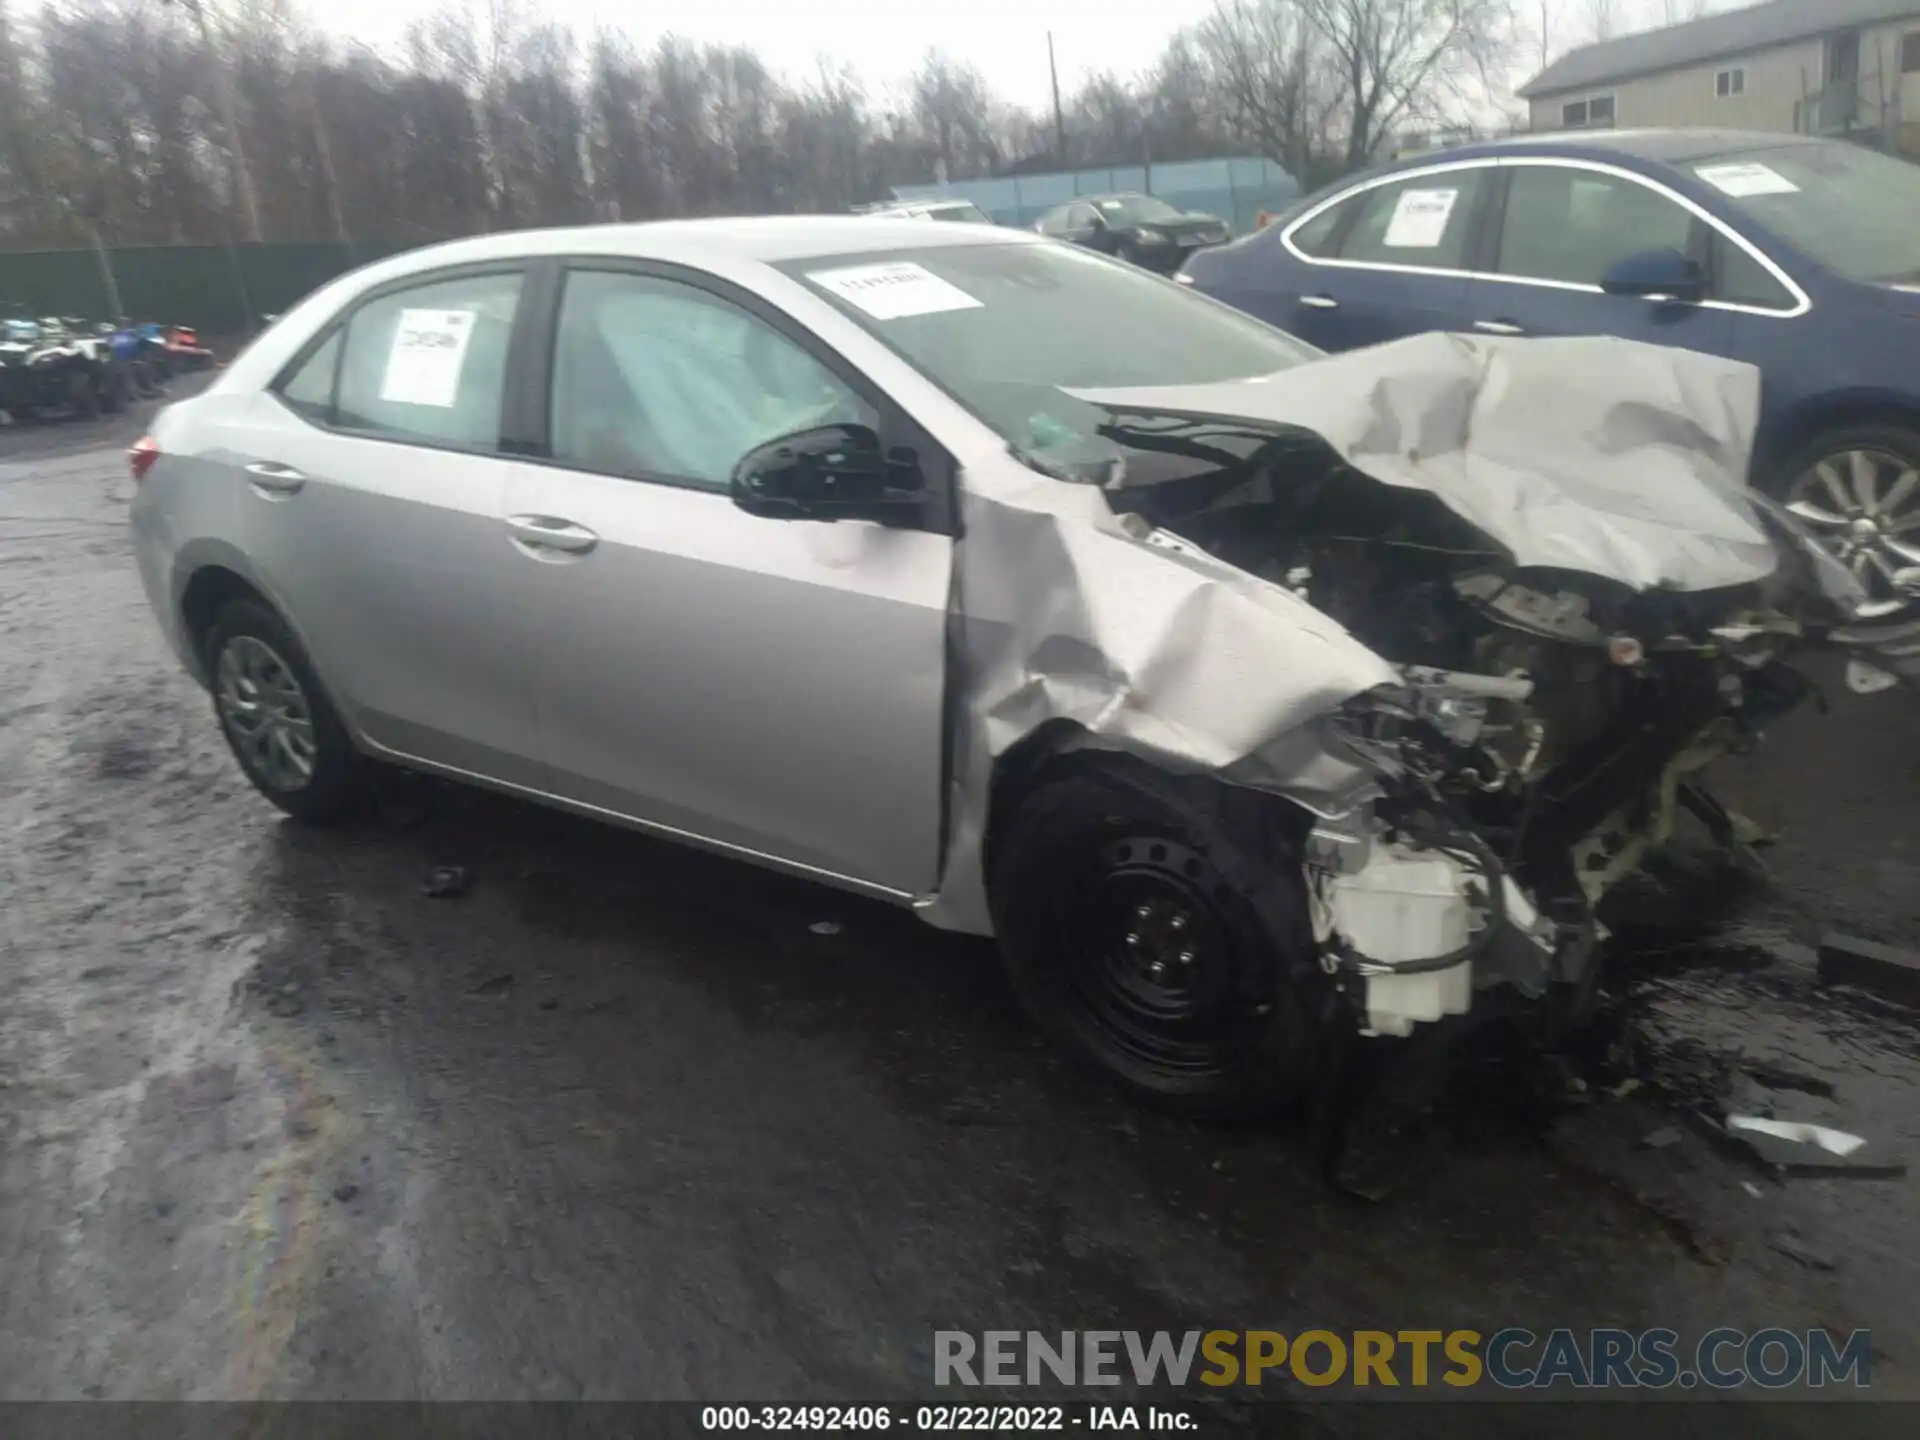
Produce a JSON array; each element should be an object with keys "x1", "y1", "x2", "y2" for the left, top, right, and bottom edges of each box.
[
  {"x1": 1289, "y1": 197, "x2": 1356, "y2": 258},
  {"x1": 1496, "y1": 168, "x2": 1697, "y2": 287},
  {"x1": 276, "y1": 328, "x2": 341, "y2": 422},
  {"x1": 549, "y1": 269, "x2": 875, "y2": 491},
  {"x1": 1713, "y1": 233, "x2": 1797, "y2": 310},
  {"x1": 334, "y1": 270, "x2": 523, "y2": 449},
  {"x1": 1337, "y1": 170, "x2": 1489, "y2": 269},
  {"x1": 1068, "y1": 204, "x2": 1096, "y2": 229}
]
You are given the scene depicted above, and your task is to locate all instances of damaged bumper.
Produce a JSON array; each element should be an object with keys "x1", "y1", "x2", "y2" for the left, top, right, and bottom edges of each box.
[{"x1": 927, "y1": 331, "x2": 1888, "y2": 1042}]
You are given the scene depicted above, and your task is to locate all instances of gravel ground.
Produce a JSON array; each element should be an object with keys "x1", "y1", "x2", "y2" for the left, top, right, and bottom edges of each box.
[{"x1": 1, "y1": 401, "x2": 1916, "y2": 1428}]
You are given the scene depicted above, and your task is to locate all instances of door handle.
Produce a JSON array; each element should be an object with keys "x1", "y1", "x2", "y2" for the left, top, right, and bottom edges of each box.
[
  {"x1": 506, "y1": 514, "x2": 599, "y2": 555},
  {"x1": 1473, "y1": 319, "x2": 1525, "y2": 335},
  {"x1": 244, "y1": 461, "x2": 306, "y2": 494},
  {"x1": 1299, "y1": 294, "x2": 1340, "y2": 309}
]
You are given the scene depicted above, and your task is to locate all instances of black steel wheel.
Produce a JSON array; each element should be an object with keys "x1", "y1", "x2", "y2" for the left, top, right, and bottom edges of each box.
[{"x1": 989, "y1": 760, "x2": 1322, "y2": 1115}]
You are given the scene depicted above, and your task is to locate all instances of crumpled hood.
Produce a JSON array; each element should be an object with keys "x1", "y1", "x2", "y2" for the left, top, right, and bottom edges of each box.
[
  {"x1": 1071, "y1": 331, "x2": 1782, "y2": 594},
  {"x1": 918, "y1": 331, "x2": 1864, "y2": 938}
]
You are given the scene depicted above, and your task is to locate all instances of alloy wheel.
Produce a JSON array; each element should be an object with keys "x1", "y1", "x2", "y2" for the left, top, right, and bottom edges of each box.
[
  {"x1": 216, "y1": 635, "x2": 317, "y2": 792},
  {"x1": 1784, "y1": 448, "x2": 1920, "y2": 600}
]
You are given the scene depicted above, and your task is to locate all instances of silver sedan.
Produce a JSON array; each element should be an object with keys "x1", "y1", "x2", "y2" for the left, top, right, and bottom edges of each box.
[{"x1": 130, "y1": 217, "x2": 1877, "y2": 1112}]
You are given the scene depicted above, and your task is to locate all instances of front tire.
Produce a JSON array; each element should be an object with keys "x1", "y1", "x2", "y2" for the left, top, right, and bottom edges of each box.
[
  {"x1": 989, "y1": 759, "x2": 1324, "y2": 1116},
  {"x1": 1765, "y1": 423, "x2": 1920, "y2": 604},
  {"x1": 204, "y1": 598, "x2": 362, "y2": 822}
]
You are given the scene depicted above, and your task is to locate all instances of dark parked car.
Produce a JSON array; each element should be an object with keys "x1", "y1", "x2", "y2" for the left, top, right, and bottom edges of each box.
[
  {"x1": 1034, "y1": 192, "x2": 1230, "y2": 273},
  {"x1": 1180, "y1": 130, "x2": 1920, "y2": 602}
]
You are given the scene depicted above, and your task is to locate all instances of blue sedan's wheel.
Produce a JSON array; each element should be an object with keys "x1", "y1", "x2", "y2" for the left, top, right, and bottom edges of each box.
[{"x1": 1776, "y1": 425, "x2": 1920, "y2": 604}]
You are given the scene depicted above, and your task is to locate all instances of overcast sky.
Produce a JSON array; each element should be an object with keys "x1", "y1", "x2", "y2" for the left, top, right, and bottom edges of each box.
[
  {"x1": 291, "y1": 0, "x2": 1224, "y2": 112},
  {"x1": 273, "y1": 0, "x2": 1733, "y2": 112}
]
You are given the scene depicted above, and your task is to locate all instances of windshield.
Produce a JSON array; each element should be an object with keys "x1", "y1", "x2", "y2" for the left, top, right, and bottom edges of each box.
[
  {"x1": 1691, "y1": 142, "x2": 1920, "y2": 284},
  {"x1": 929, "y1": 203, "x2": 992, "y2": 224},
  {"x1": 781, "y1": 241, "x2": 1318, "y2": 479},
  {"x1": 1096, "y1": 195, "x2": 1183, "y2": 225}
]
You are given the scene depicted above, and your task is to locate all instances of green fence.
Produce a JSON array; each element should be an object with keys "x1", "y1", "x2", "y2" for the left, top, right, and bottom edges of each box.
[{"x1": 0, "y1": 240, "x2": 420, "y2": 335}]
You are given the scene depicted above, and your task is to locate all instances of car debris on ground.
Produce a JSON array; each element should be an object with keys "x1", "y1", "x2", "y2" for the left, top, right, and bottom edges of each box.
[
  {"x1": 1818, "y1": 930, "x2": 1920, "y2": 1007},
  {"x1": 1708, "y1": 1112, "x2": 1906, "y2": 1180},
  {"x1": 423, "y1": 864, "x2": 472, "y2": 899}
]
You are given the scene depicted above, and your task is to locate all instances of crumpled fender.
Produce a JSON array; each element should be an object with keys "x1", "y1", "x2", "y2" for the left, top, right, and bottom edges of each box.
[
  {"x1": 915, "y1": 332, "x2": 1867, "y2": 936},
  {"x1": 917, "y1": 467, "x2": 1395, "y2": 935}
]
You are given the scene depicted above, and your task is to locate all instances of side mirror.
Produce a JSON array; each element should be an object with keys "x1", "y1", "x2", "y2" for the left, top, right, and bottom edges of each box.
[
  {"x1": 730, "y1": 423, "x2": 927, "y2": 523},
  {"x1": 1600, "y1": 246, "x2": 1706, "y2": 304}
]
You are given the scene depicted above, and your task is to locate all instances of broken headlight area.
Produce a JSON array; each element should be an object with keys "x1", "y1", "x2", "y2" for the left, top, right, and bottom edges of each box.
[{"x1": 1306, "y1": 618, "x2": 1811, "y2": 1040}]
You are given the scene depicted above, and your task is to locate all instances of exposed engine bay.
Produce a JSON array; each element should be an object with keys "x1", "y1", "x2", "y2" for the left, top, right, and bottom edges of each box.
[{"x1": 1094, "y1": 417, "x2": 1818, "y2": 1039}]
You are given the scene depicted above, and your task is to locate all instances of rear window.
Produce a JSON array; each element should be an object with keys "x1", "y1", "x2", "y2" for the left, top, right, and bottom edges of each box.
[{"x1": 1690, "y1": 141, "x2": 1920, "y2": 284}]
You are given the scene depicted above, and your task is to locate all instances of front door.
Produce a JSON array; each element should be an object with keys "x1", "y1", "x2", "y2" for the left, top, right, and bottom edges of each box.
[
  {"x1": 503, "y1": 265, "x2": 954, "y2": 895},
  {"x1": 1465, "y1": 162, "x2": 1730, "y2": 355}
]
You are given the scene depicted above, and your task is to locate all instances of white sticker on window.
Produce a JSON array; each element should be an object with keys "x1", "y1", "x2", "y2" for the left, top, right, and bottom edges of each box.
[
  {"x1": 1382, "y1": 188, "x2": 1460, "y2": 248},
  {"x1": 806, "y1": 262, "x2": 984, "y2": 320},
  {"x1": 379, "y1": 309, "x2": 476, "y2": 408},
  {"x1": 1694, "y1": 162, "x2": 1800, "y2": 197}
]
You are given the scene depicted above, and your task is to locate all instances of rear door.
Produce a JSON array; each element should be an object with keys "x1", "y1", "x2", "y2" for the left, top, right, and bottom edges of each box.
[
  {"x1": 1260, "y1": 165, "x2": 1496, "y2": 350},
  {"x1": 501, "y1": 262, "x2": 955, "y2": 896},
  {"x1": 228, "y1": 265, "x2": 549, "y2": 788},
  {"x1": 1465, "y1": 160, "x2": 1730, "y2": 354}
]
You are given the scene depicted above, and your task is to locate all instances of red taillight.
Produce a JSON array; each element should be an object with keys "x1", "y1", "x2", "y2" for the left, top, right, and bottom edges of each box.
[{"x1": 129, "y1": 435, "x2": 160, "y2": 483}]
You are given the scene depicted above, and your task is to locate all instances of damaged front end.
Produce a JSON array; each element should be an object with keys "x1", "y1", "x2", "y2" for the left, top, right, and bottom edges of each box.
[
  {"x1": 1303, "y1": 589, "x2": 1808, "y2": 1037},
  {"x1": 989, "y1": 333, "x2": 1869, "y2": 1041}
]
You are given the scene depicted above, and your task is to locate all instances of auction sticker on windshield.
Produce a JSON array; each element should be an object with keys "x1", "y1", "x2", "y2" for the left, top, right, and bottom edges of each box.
[
  {"x1": 806, "y1": 263, "x2": 984, "y2": 320},
  {"x1": 1383, "y1": 189, "x2": 1459, "y2": 248},
  {"x1": 380, "y1": 309, "x2": 476, "y2": 408},
  {"x1": 1694, "y1": 162, "x2": 1800, "y2": 198}
]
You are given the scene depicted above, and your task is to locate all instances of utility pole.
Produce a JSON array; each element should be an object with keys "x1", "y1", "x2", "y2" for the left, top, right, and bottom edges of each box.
[
  {"x1": 173, "y1": 0, "x2": 262, "y2": 243},
  {"x1": 1048, "y1": 32, "x2": 1066, "y2": 165}
]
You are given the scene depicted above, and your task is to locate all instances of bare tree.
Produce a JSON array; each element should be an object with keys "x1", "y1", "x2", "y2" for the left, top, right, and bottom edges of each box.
[
  {"x1": 1656, "y1": 0, "x2": 1715, "y2": 25},
  {"x1": 1297, "y1": 0, "x2": 1517, "y2": 169},
  {"x1": 1578, "y1": 0, "x2": 1622, "y2": 42},
  {"x1": 908, "y1": 51, "x2": 1003, "y2": 181},
  {"x1": 1196, "y1": 1, "x2": 1340, "y2": 181},
  {"x1": 0, "y1": 0, "x2": 1532, "y2": 251}
]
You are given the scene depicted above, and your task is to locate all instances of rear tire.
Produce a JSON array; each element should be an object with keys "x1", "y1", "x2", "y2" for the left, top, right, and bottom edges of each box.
[
  {"x1": 204, "y1": 598, "x2": 363, "y2": 823},
  {"x1": 988, "y1": 759, "x2": 1324, "y2": 1116}
]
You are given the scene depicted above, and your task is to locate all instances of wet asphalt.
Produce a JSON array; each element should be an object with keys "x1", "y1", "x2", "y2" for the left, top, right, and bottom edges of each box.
[{"x1": 0, "y1": 389, "x2": 1917, "y2": 1426}]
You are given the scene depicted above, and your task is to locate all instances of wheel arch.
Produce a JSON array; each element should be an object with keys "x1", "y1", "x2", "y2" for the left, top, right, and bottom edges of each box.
[
  {"x1": 983, "y1": 720, "x2": 1322, "y2": 952},
  {"x1": 1757, "y1": 389, "x2": 1920, "y2": 483}
]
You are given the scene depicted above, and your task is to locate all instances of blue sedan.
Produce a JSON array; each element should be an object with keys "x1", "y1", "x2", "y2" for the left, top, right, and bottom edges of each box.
[{"x1": 1180, "y1": 129, "x2": 1920, "y2": 601}]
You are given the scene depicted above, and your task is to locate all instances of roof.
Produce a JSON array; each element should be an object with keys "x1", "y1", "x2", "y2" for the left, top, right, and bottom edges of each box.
[
  {"x1": 1432, "y1": 127, "x2": 1826, "y2": 164},
  {"x1": 375, "y1": 215, "x2": 1040, "y2": 271},
  {"x1": 1517, "y1": 0, "x2": 1920, "y2": 97}
]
